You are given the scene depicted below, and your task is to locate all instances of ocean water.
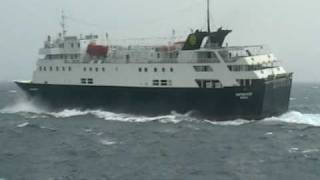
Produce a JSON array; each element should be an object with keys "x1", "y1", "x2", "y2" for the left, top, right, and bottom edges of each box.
[{"x1": 0, "y1": 82, "x2": 319, "y2": 180}]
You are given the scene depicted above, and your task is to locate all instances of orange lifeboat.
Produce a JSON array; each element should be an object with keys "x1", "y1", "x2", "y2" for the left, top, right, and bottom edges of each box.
[{"x1": 87, "y1": 43, "x2": 109, "y2": 57}]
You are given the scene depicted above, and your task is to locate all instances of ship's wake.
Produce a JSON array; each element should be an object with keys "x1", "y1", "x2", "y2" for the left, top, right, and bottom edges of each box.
[{"x1": 1, "y1": 99, "x2": 320, "y2": 127}]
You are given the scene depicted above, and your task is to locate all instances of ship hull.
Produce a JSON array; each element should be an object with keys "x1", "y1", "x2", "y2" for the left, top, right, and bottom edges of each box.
[{"x1": 15, "y1": 75, "x2": 292, "y2": 121}]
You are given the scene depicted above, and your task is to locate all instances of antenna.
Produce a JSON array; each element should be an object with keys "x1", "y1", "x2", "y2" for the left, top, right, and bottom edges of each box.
[
  {"x1": 61, "y1": 10, "x2": 67, "y2": 38},
  {"x1": 207, "y1": 0, "x2": 211, "y2": 33}
]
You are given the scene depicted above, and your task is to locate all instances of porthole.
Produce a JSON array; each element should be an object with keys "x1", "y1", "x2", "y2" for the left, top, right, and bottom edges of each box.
[
  {"x1": 139, "y1": 68, "x2": 142, "y2": 72},
  {"x1": 162, "y1": 68, "x2": 165, "y2": 72},
  {"x1": 170, "y1": 68, "x2": 174, "y2": 72},
  {"x1": 102, "y1": 67, "x2": 105, "y2": 72},
  {"x1": 95, "y1": 67, "x2": 99, "y2": 72},
  {"x1": 84, "y1": 67, "x2": 87, "y2": 72},
  {"x1": 89, "y1": 67, "x2": 93, "y2": 71},
  {"x1": 154, "y1": 68, "x2": 158, "y2": 72},
  {"x1": 144, "y1": 68, "x2": 148, "y2": 72}
]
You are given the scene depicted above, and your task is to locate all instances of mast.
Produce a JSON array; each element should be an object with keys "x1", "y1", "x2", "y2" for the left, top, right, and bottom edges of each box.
[
  {"x1": 207, "y1": 0, "x2": 211, "y2": 33},
  {"x1": 61, "y1": 10, "x2": 67, "y2": 38}
]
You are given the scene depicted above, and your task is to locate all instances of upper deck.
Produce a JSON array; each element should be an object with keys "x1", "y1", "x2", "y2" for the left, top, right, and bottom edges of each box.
[{"x1": 38, "y1": 32, "x2": 275, "y2": 66}]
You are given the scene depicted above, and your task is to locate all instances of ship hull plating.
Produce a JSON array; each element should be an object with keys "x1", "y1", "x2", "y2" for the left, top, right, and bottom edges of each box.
[{"x1": 15, "y1": 76, "x2": 292, "y2": 121}]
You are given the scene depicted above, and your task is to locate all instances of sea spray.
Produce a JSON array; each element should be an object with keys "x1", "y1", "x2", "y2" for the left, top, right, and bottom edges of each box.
[{"x1": 264, "y1": 111, "x2": 320, "y2": 127}]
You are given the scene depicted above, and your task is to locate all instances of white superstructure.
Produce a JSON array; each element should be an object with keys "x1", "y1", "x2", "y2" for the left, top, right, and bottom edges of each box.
[{"x1": 32, "y1": 32, "x2": 287, "y2": 89}]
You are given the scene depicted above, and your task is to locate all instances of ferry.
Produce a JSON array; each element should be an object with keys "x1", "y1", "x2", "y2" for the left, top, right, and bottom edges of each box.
[{"x1": 15, "y1": 0, "x2": 293, "y2": 120}]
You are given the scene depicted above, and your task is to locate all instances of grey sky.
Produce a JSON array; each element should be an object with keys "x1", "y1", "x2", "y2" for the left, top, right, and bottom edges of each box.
[{"x1": 0, "y1": 0, "x2": 319, "y2": 82}]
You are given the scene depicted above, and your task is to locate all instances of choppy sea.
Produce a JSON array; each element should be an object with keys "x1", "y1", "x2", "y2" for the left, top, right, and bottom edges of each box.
[{"x1": 0, "y1": 82, "x2": 320, "y2": 180}]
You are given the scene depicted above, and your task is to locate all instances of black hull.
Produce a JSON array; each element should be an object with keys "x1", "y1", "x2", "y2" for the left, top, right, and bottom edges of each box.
[{"x1": 15, "y1": 75, "x2": 292, "y2": 121}]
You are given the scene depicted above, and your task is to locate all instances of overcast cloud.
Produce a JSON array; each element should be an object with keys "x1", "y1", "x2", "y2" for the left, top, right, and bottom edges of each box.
[{"x1": 0, "y1": 0, "x2": 319, "y2": 82}]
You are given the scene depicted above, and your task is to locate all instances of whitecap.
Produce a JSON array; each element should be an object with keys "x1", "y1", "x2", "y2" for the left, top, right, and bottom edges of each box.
[
  {"x1": 100, "y1": 139, "x2": 117, "y2": 146},
  {"x1": 205, "y1": 119, "x2": 252, "y2": 126},
  {"x1": 17, "y1": 122, "x2": 30, "y2": 128},
  {"x1": 89, "y1": 110, "x2": 184, "y2": 123},
  {"x1": 288, "y1": 147, "x2": 299, "y2": 153},
  {"x1": 302, "y1": 149, "x2": 319, "y2": 154},
  {"x1": 264, "y1": 111, "x2": 320, "y2": 127},
  {"x1": 265, "y1": 132, "x2": 273, "y2": 136},
  {"x1": 50, "y1": 109, "x2": 88, "y2": 118}
]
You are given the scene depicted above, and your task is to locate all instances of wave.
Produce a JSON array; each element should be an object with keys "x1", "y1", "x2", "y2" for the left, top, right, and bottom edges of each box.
[
  {"x1": 0, "y1": 100, "x2": 191, "y2": 124},
  {"x1": 2, "y1": 100, "x2": 320, "y2": 126},
  {"x1": 205, "y1": 119, "x2": 252, "y2": 126},
  {"x1": 263, "y1": 111, "x2": 320, "y2": 127}
]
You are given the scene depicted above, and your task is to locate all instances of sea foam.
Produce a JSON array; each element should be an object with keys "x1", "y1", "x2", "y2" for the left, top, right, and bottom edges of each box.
[
  {"x1": 264, "y1": 111, "x2": 320, "y2": 127},
  {"x1": 2, "y1": 100, "x2": 320, "y2": 126}
]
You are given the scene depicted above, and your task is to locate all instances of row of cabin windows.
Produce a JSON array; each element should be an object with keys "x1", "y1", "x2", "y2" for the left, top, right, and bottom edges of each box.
[
  {"x1": 39, "y1": 66, "x2": 72, "y2": 72},
  {"x1": 153, "y1": 80, "x2": 172, "y2": 86},
  {"x1": 59, "y1": 43, "x2": 81, "y2": 49},
  {"x1": 228, "y1": 65, "x2": 272, "y2": 72},
  {"x1": 195, "y1": 80, "x2": 223, "y2": 88},
  {"x1": 193, "y1": 66, "x2": 213, "y2": 72},
  {"x1": 139, "y1": 67, "x2": 174, "y2": 73},
  {"x1": 83, "y1": 67, "x2": 106, "y2": 72},
  {"x1": 81, "y1": 78, "x2": 94, "y2": 84},
  {"x1": 46, "y1": 54, "x2": 80, "y2": 60}
]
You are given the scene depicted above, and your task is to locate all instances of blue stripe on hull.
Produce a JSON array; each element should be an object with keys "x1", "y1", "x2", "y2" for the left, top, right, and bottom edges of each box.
[{"x1": 15, "y1": 77, "x2": 292, "y2": 121}]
